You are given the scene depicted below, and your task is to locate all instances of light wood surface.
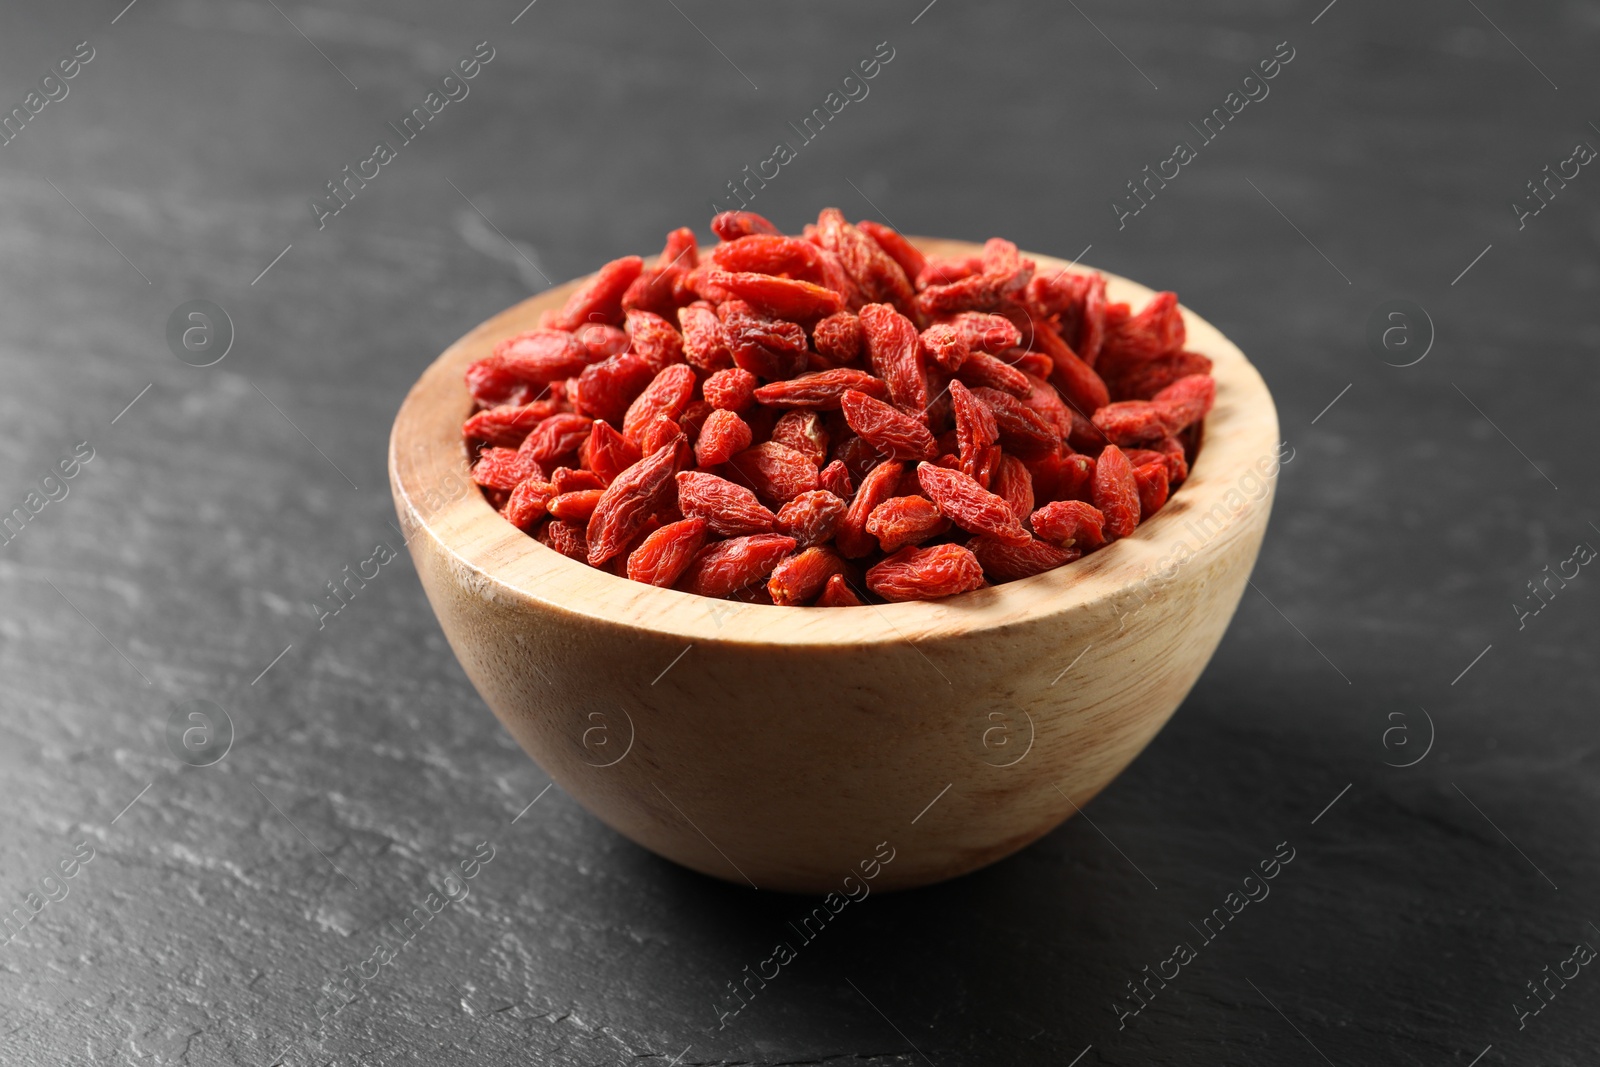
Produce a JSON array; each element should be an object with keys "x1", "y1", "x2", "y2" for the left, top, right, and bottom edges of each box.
[{"x1": 389, "y1": 240, "x2": 1280, "y2": 893}]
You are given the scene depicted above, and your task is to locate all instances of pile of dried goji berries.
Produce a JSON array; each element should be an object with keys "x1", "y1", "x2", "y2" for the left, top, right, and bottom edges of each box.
[{"x1": 463, "y1": 208, "x2": 1214, "y2": 605}]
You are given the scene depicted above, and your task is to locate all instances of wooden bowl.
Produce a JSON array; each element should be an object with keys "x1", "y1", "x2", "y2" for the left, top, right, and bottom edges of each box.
[{"x1": 389, "y1": 240, "x2": 1280, "y2": 893}]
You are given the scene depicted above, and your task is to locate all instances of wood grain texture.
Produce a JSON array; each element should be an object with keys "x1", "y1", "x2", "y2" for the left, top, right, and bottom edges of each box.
[{"x1": 390, "y1": 239, "x2": 1280, "y2": 892}]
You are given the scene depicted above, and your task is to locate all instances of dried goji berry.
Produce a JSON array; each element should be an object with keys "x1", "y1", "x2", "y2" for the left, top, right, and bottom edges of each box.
[
  {"x1": 585, "y1": 440, "x2": 681, "y2": 565},
  {"x1": 859, "y1": 303, "x2": 927, "y2": 414},
  {"x1": 771, "y1": 411, "x2": 830, "y2": 466},
  {"x1": 472, "y1": 447, "x2": 545, "y2": 491},
  {"x1": 920, "y1": 322, "x2": 971, "y2": 373},
  {"x1": 1103, "y1": 349, "x2": 1213, "y2": 402},
  {"x1": 548, "y1": 488, "x2": 604, "y2": 523},
  {"x1": 955, "y1": 351, "x2": 1031, "y2": 397},
  {"x1": 917, "y1": 462, "x2": 1031, "y2": 545},
  {"x1": 677, "y1": 304, "x2": 733, "y2": 372},
  {"x1": 721, "y1": 307, "x2": 810, "y2": 380},
  {"x1": 815, "y1": 572, "x2": 864, "y2": 606},
  {"x1": 992, "y1": 453, "x2": 1034, "y2": 522},
  {"x1": 623, "y1": 364, "x2": 697, "y2": 446},
  {"x1": 753, "y1": 368, "x2": 888, "y2": 409},
  {"x1": 711, "y1": 210, "x2": 780, "y2": 240},
  {"x1": 576, "y1": 323, "x2": 630, "y2": 362},
  {"x1": 866, "y1": 543, "x2": 986, "y2": 602},
  {"x1": 627, "y1": 517, "x2": 709, "y2": 587},
  {"x1": 947, "y1": 311, "x2": 1023, "y2": 355},
  {"x1": 1133, "y1": 460, "x2": 1170, "y2": 517},
  {"x1": 578, "y1": 420, "x2": 640, "y2": 485},
  {"x1": 865, "y1": 495, "x2": 950, "y2": 553},
  {"x1": 711, "y1": 234, "x2": 827, "y2": 280},
  {"x1": 694, "y1": 408, "x2": 753, "y2": 467},
  {"x1": 519, "y1": 413, "x2": 594, "y2": 465},
  {"x1": 548, "y1": 256, "x2": 644, "y2": 331},
  {"x1": 1091, "y1": 445, "x2": 1140, "y2": 539},
  {"x1": 836, "y1": 459, "x2": 903, "y2": 558},
  {"x1": 680, "y1": 534, "x2": 797, "y2": 598},
  {"x1": 636, "y1": 414, "x2": 685, "y2": 459},
  {"x1": 768, "y1": 545, "x2": 849, "y2": 606},
  {"x1": 551, "y1": 467, "x2": 605, "y2": 493},
  {"x1": 1152, "y1": 373, "x2": 1215, "y2": 429},
  {"x1": 817, "y1": 208, "x2": 915, "y2": 311},
  {"x1": 971, "y1": 387, "x2": 1059, "y2": 459},
  {"x1": 675, "y1": 470, "x2": 776, "y2": 536},
  {"x1": 811, "y1": 311, "x2": 863, "y2": 365},
  {"x1": 572, "y1": 353, "x2": 657, "y2": 424},
  {"x1": 967, "y1": 535, "x2": 1079, "y2": 582},
  {"x1": 1091, "y1": 400, "x2": 1184, "y2": 446},
  {"x1": 774, "y1": 490, "x2": 846, "y2": 548},
  {"x1": 817, "y1": 459, "x2": 853, "y2": 500},
  {"x1": 856, "y1": 219, "x2": 927, "y2": 285},
  {"x1": 840, "y1": 389, "x2": 938, "y2": 461},
  {"x1": 624, "y1": 309, "x2": 685, "y2": 372},
  {"x1": 728, "y1": 441, "x2": 819, "y2": 505},
  {"x1": 502, "y1": 476, "x2": 555, "y2": 529},
  {"x1": 703, "y1": 367, "x2": 759, "y2": 411},
  {"x1": 1029, "y1": 499, "x2": 1106, "y2": 550},
  {"x1": 540, "y1": 518, "x2": 590, "y2": 561},
  {"x1": 463, "y1": 399, "x2": 560, "y2": 448},
  {"x1": 696, "y1": 269, "x2": 844, "y2": 321}
]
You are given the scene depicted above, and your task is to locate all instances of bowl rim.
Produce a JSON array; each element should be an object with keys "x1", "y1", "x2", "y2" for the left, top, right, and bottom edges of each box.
[{"x1": 389, "y1": 238, "x2": 1281, "y2": 647}]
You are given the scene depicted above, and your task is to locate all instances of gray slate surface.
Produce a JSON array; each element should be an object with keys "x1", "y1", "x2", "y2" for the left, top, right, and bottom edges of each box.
[{"x1": 1, "y1": 1, "x2": 1597, "y2": 1064}]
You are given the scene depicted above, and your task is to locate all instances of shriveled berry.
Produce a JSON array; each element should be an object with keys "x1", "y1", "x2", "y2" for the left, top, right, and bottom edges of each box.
[
  {"x1": 623, "y1": 364, "x2": 697, "y2": 446},
  {"x1": 971, "y1": 387, "x2": 1060, "y2": 459},
  {"x1": 703, "y1": 367, "x2": 759, "y2": 411},
  {"x1": 624, "y1": 309, "x2": 685, "y2": 372},
  {"x1": 472, "y1": 447, "x2": 545, "y2": 491},
  {"x1": 768, "y1": 546, "x2": 849, "y2": 606},
  {"x1": 627, "y1": 518, "x2": 709, "y2": 587},
  {"x1": 812, "y1": 311, "x2": 863, "y2": 364},
  {"x1": 815, "y1": 572, "x2": 864, "y2": 607},
  {"x1": 1091, "y1": 445, "x2": 1140, "y2": 539},
  {"x1": 1133, "y1": 460, "x2": 1170, "y2": 517},
  {"x1": 696, "y1": 269, "x2": 843, "y2": 320},
  {"x1": 856, "y1": 219, "x2": 928, "y2": 285},
  {"x1": 919, "y1": 322, "x2": 971, "y2": 372},
  {"x1": 955, "y1": 351, "x2": 1031, "y2": 396},
  {"x1": 677, "y1": 305, "x2": 734, "y2": 372},
  {"x1": 917, "y1": 462, "x2": 1031, "y2": 545},
  {"x1": 771, "y1": 411, "x2": 830, "y2": 466},
  {"x1": 540, "y1": 518, "x2": 590, "y2": 561},
  {"x1": 463, "y1": 400, "x2": 560, "y2": 448},
  {"x1": 680, "y1": 534, "x2": 797, "y2": 598},
  {"x1": 836, "y1": 459, "x2": 903, "y2": 558},
  {"x1": 519, "y1": 413, "x2": 594, "y2": 465},
  {"x1": 580, "y1": 420, "x2": 640, "y2": 484},
  {"x1": 866, "y1": 495, "x2": 950, "y2": 553},
  {"x1": 694, "y1": 408, "x2": 753, "y2": 467},
  {"x1": 1029, "y1": 499, "x2": 1106, "y2": 550},
  {"x1": 866, "y1": 543, "x2": 986, "y2": 602},
  {"x1": 840, "y1": 389, "x2": 938, "y2": 461},
  {"x1": 728, "y1": 441, "x2": 819, "y2": 505},
  {"x1": 774, "y1": 490, "x2": 846, "y2": 548},
  {"x1": 711, "y1": 210, "x2": 780, "y2": 240},
  {"x1": 859, "y1": 303, "x2": 927, "y2": 414},
  {"x1": 548, "y1": 256, "x2": 644, "y2": 331},
  {"x1": 548, "y1": 489, "x2": 604, "y2": 522},
  {"x1": 816, "y1": 209, "x2": 915, "y2": 311},
  {"x1": 502, "y1": 477, "x2": 555, "y2": 529},
  {"x1": 676, "y1": 471, "x2": 776, "y2": 536},
  {"x1": 572, "y1": 353, "x2": 657, "y2": 424},
  {"x1": 753, "y1": 368, "x2": 888, "y2": 409},
  {"x1": 817, "y1": 459, "x2": 853, "y2": 500},
  {"x1": 1092, "y1": 400, "x2": 1183, "y2": 446},
  {"x1": 992, "y1": 453, "x2": 1034, "y2": 522},
  {"x1": 967, "y1": 535, "x2": 1079, "y2": 582},
  {"x1": 586, "y1": 440, "x2": 681, "y2": 565},
  {"x1": 1152, "y1": 373, "x2": 1215, "y2": 429}
]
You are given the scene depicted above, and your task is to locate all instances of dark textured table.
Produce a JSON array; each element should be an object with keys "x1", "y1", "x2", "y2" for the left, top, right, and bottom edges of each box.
[{"x1": 2, "y1": 1, "x2": 1596, "y2": 1064}]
